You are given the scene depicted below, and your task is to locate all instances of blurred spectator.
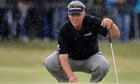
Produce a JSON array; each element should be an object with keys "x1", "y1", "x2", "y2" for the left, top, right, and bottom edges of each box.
[
  {"x1": 134, "y1": 0, "x2": 140, "y2": 13},
  {"x1": 116, "y1": 0, "x2": 136, "y2": 42},
  {"x1": 16, "y1": 0, "x2": 30, "y2": 41},
  {"x1": 133, "y1": 0, "x2": 140, "y2": 39},
  {"x1": 106, "y1": 0, "x2": 136, "y2": 42},
  {"x1": 51, "y1": 0, "x2": 68, "y2": 40},
  {"x1": 5, "y1": 2, "x2": 18, "y2": 40},
  {"x1": 87, "y1": 0, "x2": 106, "y2": 17},
  {"x1": 42, "y1": 12, "x2": 51, "y2": 41},
  {"x1": 42, "y1": 0, "x2": 55, "y2": 40},
  {"x1": 24, "y1": 2, "x2": 46, "y2": 40},
  {"x1": 105, "y1": 0, "x2": 118, "y2": 20},
  {"x1": 0, "y1": 1, "x2": 9, "y2": 40}
]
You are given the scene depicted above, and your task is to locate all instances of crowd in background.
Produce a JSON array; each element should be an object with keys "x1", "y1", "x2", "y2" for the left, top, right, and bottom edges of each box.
[{"x1": 0, "y1": 0, "x2": 140, "y2": 42}]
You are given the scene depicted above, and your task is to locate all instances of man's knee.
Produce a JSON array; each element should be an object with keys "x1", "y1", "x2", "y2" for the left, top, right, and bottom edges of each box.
[
  {"x1": 97, "y1": 54, "x2": 110, "y2": 73},
  {"x1": 99, "y1": 61, "x2": 110, "y2": 74},
  {"x1": 90, "y1": 63, "x2": 109, "y2": 83},
  {"x1": 44, "y1": 57, "x2": 52, "y2": 70},
  {"x1": 90, "y1": 62, "x2": 110, "y2": 82},
  {"x1": 43, "y1": 51, "x2": 59, "y2": 71}
]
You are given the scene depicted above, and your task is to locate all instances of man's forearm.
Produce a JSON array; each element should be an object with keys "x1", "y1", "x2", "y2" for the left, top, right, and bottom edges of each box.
[
  {"x1": 59, "y1": 54, "x2": 75, "y2": 78},
  {"x1": 109, "y1": 23, "x2": 120, "y2": 39},
  {"x1": 101, "y1": 18, "x2": 120, "y2": 39}
]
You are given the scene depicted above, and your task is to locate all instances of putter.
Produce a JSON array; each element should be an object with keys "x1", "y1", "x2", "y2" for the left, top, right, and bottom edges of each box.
[{"x1": 109, "y1": 32, "x2": 119, "y2": 84}]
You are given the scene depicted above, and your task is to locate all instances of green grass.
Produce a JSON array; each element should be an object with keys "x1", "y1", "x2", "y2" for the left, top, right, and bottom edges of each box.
[{"x1": 0, "y1": 40, "x2": 140, "y2": 84}]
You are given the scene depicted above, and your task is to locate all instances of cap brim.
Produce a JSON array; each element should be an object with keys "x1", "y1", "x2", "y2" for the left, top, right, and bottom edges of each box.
[
  {"x1": 68, "y1": 7, "x2": 84, "y2": 15},
  {"x1": 68, "y1": 11, "x2": 82, "y2": 15}
]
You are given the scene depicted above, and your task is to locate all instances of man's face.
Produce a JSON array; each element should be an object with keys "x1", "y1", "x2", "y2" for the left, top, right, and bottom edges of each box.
[{"x1": 68, "y1": 12, "x2": 85, "y2": 28}]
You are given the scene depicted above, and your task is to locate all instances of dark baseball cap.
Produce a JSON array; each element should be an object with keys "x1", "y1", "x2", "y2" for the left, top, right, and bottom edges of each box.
[{"x1": 67, "y1": 0, "x2": 86, "y2": 15}]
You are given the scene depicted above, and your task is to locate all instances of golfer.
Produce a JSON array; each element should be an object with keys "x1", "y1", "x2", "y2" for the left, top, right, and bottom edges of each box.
[{"x1": 44, "y1": 0, "x2": 120, "y2": 83}]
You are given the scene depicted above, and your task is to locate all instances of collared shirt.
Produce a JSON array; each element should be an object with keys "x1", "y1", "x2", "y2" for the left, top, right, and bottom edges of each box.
[{"x1": 58, "y1": 15, "x2": 108, "y2": 60}]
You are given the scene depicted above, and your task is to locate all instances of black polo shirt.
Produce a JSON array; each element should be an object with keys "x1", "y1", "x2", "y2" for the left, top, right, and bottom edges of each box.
[{"x1": 58, "y1": 15, "x2": 108, "y2": 60}]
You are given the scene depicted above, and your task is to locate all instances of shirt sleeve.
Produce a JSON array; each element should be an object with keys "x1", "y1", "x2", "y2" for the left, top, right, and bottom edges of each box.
[
  {"x1": 95, "y1": 17, "x2": 108, "y2": 37},
  {"x1": 58, "y1": 29, "x2": 69, "y2": 54},
  {"x1": 98, "y1": 25, "x2": 108, "y2": 37},
  {"x1": 89, "y1": 16, "x2": 108, "y2": 37}
]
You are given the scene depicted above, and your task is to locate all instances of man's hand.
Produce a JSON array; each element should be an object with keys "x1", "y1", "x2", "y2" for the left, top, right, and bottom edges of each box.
[
  {"x1": 101, "y1": 18, "x2": 113, "y2": 30},
  {"x1": 59, "y1": 54, "x2": 78, "y2": 83},
  {"x1": 101, "y1": 18, "x2": 120, "y2": 38},
  {"x1": 69, "y1": 75, "x2": 78, "y2": 82}
]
